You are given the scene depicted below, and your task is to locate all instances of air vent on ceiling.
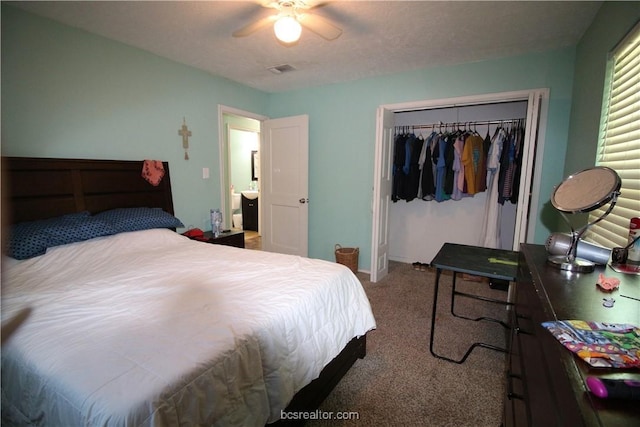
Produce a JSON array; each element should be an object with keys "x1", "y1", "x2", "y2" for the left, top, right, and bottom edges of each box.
[{"x1": 267, "y1": 64, "x2": 296, "y2": 74}]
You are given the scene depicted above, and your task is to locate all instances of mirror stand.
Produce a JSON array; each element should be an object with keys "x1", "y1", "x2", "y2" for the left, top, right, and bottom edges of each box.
[
  {"x1": 547, "y1": 167, "x2": 621, "y2": 273},
  {"x1": 547, "y1": 213, "x2": 604, "y2": 273}
]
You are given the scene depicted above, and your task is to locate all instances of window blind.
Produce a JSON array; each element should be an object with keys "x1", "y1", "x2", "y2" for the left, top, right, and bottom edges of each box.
[{"x1": 587, "y1": 22, "x2": 640, "y2": 249}]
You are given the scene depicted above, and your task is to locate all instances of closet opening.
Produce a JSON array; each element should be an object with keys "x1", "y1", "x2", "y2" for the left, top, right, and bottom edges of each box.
[{"x1": 371, "y1": 89, "x2": 549, "y2": 282}]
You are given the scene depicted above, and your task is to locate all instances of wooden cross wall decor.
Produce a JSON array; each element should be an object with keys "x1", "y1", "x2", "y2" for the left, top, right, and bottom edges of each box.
[{"x1": 178, "y1": 117, "x2": 192, "y2": 160}]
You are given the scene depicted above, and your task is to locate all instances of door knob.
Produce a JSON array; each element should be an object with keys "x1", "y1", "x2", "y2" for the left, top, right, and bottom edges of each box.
[{"x1": 299, "y1": 198, "x2": 309, "y2": 204}]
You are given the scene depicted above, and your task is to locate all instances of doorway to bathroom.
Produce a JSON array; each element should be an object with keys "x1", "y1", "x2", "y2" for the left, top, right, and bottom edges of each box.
[
  {"x1": 221, "y1": 108, "x2": 263, "y2": 250},
  {"x1": 219, "y1": 106, "x2": 310, "y2": 256}
]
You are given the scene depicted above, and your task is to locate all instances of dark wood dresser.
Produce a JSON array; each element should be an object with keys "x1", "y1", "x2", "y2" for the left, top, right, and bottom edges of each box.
[{"x1": 504, "y1": 244, "x2": 640, "y2": 427}]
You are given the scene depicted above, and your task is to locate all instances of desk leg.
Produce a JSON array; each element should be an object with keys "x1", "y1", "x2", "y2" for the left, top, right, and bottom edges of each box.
[
  {"x1": 429, "y1": 269, "x2": 471, "y2": 364},
  {"x1": 429, "y1": 269, "x2": 508, "y2": 364},
  {"x1": 450, "y1": 273, "x2": 511, "y2": 329},
  {"x1": 429, "y1": 268, "x2": 444, "y2": 361}
]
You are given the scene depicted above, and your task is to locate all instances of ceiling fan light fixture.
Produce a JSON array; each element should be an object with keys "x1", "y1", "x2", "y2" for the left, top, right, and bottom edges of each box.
[{"x1": 274, "y1": 15, "x2": 302, "y2": 43}]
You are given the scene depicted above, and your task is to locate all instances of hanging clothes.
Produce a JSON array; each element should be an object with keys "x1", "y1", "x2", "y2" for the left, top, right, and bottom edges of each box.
[
  {"x1": 497, "y1": 122, "x2": 525, "y2": 204},
  {"x1": 461, "y1": 132, "x2": 485, "y2": 196},
  {"x1": 390, "y1": 119, "x2": 525, "y2": 206},
  {"x1": 392, "y1": 132, "x2": 408, "y2": 202},
  {"x1": 443, "y1": 133, "x2": 456, "y2": 197},
  {"x1": 478, "y1": 130, "x2": 492, "y2": 193},
  {"x1": 433, "y1": 134, "x2": 450, "y2": 202},
  {"x1": 451, "y1": 133, "x2": 465, "y2": 201},
  {"x1": 510, "y1": 124, "x2": 525, "y2": 204},
  {"x1": 392, "y1": 130, "x2": 424, "y2": 202},
  {"x1": 479, "y1": 127, "x2": 507, "y2": 248},
  {"x1": 497, "y1": 128, "x2": 514, "y2": 204},
  {"x1": 418, "y1": 131, "x2": 437, "y2": 200},
  {"x1": 406, "y1": 134, "x2": 424, "y2": 201}
]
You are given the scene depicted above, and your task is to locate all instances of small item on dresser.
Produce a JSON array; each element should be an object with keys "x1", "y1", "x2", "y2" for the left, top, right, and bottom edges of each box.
[
  {"x1": 597, "y1": 273, "x2": 620, "y2": 291},
  {"x1": 627, "y1": 218, "x2": 640, "y2": 264},
  {"x1": 541, "y1": 320, "x2": 640, "y2": 368},
  {"x1": 609, "y1": 263, "x2": 640, "y2": 274},
  {"x1": 586, "y1": 377, "x2": 640, "y2": 400},
  {"x1": 611, "y1": 246, "x2": 628, "y2": 264}
]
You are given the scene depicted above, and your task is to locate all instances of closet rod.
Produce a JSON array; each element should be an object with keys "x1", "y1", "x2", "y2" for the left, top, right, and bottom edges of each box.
[{"x1": 398, "y1": 118, "x2": 525, "y2": 130}]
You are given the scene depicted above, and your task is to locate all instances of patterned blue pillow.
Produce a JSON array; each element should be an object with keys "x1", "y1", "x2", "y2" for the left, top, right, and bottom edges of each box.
[
  {"x1": 8, "y1": 212, "x2": 116, "y2": 260},
  {"x1": 95, "y1": 207, "x2": 184, "y2": 233}
]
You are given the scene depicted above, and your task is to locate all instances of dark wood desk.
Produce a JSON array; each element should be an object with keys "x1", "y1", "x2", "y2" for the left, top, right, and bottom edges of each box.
[
  {"x1": 504, "y1": 244, "x2": 639, "y2": 427},
  {"x1": 430, "y1": 243, "x2": 519, "y2": 364}
]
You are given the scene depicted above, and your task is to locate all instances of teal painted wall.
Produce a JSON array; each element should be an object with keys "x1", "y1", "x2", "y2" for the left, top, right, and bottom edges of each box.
[
  {"x1": 5, "y1": 4, "x2": 635, "y2": 270},
  {"x1": 1, "y1": 5, "x2": 269, "y2": 232},
  {"x1": 267, "y1": 49, "x2": 576, "y2": 266}
]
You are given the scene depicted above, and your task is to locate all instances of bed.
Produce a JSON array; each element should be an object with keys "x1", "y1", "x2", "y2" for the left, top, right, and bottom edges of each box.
[{"x1": 1, "y1": 157, "x2": 376, "y2": 426}]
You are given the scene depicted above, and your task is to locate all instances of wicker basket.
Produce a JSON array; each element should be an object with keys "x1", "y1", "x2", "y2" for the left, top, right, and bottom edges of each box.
[{"x1": 335, "y1": 244, "x2": 359, "y2": 273}]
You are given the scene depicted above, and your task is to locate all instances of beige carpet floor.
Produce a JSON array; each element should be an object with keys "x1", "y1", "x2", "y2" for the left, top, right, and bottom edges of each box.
[{"x1": 307, "y1": 261, "x2": 509, "y2": 427}]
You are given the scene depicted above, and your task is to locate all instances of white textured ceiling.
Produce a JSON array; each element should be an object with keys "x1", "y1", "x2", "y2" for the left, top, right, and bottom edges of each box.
[{"x1": 9, "y1": 1, "x2": 602, "y2": 93}]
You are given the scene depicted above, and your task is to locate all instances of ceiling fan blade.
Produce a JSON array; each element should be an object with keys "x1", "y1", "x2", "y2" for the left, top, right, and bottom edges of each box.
[
  {"x1": 298, "y1": 1, "x2": 327, "y2": 10},
  {"x1": 297, "y1": 13, "x2": 342, "y2": 40},
  {"x1": 233, "y1": 15, "x2": 277, "y2": 38}
]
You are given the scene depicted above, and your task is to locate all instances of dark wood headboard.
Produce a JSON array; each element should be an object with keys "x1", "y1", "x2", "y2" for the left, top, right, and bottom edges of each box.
[{"x1": 2, "y1": 157, "x2": 174, "y2": 224}]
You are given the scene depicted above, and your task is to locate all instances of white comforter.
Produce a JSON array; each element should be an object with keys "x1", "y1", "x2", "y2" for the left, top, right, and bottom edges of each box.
[{"x1": 1, "y1": 229, "x2": 376, "y2": 426}]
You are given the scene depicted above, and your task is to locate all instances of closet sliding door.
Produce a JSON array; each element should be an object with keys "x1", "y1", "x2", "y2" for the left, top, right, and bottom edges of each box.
[
  {"x1": 371, "y1": 108, "x2": 395, "y2": 281},
  {"x1": 513, "y1": 92, "x2": 543, "y2": 248},
  {"x1": 370, "y1": 89, "x2": 548, "y2": 282}
]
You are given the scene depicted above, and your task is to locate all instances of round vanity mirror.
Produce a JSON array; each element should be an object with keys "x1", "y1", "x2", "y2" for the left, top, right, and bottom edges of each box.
[
  {"x1": 551, "y1": 167, "x2": 621, "y2": 214},
  {"x1": 548, "y1": 166, "x2": 621, "y2": 273}
]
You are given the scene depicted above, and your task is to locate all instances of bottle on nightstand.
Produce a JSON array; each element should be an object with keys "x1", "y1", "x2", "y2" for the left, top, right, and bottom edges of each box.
[{"x1": 210, "y1": 209, "x2": 223, "y2": 237}]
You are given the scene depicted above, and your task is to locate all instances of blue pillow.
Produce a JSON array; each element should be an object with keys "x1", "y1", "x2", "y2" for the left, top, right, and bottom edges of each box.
[
  {"x1": 8, "y1": 212, "x2": 116, "y2": 260},
  {"x1": 95, "y1": 207, "x2": 184, "y2": 233}
]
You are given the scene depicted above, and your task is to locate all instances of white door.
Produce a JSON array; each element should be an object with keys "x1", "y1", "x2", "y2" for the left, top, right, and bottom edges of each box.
[
  {"x1": 261, "y1": 115, "x2": 309, "y2": 256},
  {"x1": 370, "y1": 107, "x2": 394, "y2": 282}
]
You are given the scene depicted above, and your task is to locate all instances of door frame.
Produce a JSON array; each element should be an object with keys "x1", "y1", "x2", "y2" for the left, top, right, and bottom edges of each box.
[
  {"x1": 218, "y1": 105, "x2": 267, "y2": 233},
  {"x1": 370, "y1": 89, "x2": 549, "y2": 282}
]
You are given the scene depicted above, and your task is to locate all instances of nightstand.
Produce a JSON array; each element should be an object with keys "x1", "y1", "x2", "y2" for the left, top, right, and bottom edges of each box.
[{"x1": 201, "y1": 230, "x2": 245, "y2": 248}]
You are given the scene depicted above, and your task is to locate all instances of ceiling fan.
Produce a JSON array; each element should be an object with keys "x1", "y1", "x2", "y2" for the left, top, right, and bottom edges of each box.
[{"x1": 232, "y1": 1, "x2": 342, "y2": 44}]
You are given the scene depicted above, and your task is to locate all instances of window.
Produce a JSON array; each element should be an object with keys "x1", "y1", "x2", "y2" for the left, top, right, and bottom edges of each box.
[{"x1": 587, "y1": 22, "x2": 640, "y2": 249}]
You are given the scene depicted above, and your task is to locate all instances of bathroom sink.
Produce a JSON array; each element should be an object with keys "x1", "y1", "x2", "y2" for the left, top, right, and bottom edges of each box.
[{"x1": 241, "y1": 190, "x2": 259, "y2": 200}]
